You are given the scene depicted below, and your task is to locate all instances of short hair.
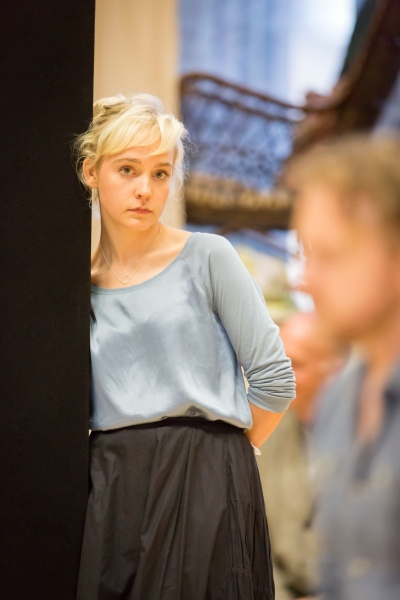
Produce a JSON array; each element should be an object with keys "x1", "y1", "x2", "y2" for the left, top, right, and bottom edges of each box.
[
  {"x1": 286, "y1": 133, "x2": 400, "y2": 235},
  {"x1": 74, "y1": 93, "x2": 188, "y2": 207}
]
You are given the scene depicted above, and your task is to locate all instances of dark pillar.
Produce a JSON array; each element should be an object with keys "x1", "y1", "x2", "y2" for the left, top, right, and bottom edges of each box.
[{"x1": 0, "y1": 2, "x2": 94, "y2": 598}]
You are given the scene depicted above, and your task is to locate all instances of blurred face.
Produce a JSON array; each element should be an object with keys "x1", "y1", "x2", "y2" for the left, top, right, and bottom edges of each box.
[
  {"x1": 280, "y1": 316, "x2": 343, "y2": 422},
  {"x1": 83, "y1": 143, "x2": 174, "y2": 231},
  {"x1": 282, "y1": 329, "x2": 327, "y2": 405},
  {"x1": 294, "y1": 186, "x2": 400, "y2": 343}
]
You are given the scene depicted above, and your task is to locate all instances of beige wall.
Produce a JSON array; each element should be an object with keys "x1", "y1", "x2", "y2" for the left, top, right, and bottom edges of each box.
[{"x1": 92, "y1": 0, "x2": 184, "y2": 253}]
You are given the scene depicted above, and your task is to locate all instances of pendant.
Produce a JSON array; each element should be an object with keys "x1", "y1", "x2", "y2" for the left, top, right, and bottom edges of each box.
[{"x1": 121, "y1": 275, "x2": 130, "y2": 284}]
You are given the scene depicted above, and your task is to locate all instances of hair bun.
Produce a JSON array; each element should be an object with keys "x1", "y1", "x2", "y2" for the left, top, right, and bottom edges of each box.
[
  {"x1": 127, "y1": 93, "x2": 165, "y2": 113},
  {"x1": 93, "y1": 94, "x2": 127, "y2": 118}
]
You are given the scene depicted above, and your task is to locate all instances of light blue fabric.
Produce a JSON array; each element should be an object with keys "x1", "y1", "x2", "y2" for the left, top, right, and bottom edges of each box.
[{"x1": 90, "y1": 231, "x2": 296, "y2": 431}]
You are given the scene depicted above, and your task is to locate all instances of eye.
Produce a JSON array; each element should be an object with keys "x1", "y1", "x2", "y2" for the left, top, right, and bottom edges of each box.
[
  {"x1": 120, "y1": 166, "x2": 133, "y2": 175},
  {"x1": 154, "y1": 170, "x2": 169, "y2": 180}
]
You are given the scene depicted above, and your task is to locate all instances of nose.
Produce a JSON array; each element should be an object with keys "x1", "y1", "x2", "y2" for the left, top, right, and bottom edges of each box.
[{"x1": 134, "y1": 174, "x2": 151, "y2": 200}]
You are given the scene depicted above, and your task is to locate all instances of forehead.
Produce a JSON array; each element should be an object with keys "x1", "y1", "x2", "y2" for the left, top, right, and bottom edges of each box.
[
  {"x1": 106, "y1": 144, "x2": 174, "y2": 164},
  {"x1": 294, "y1": 185, "x2": 379, "y2": 247}
]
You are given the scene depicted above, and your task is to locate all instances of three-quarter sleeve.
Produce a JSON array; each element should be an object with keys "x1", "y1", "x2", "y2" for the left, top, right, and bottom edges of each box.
[{"x1": 208, "y1": 235, "x2": 296, "y2": 412}]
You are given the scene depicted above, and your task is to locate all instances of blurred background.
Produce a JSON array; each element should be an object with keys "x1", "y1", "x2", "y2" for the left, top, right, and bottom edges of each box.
[
  {"x1": 92, "y1": 4, "x2": 400, "y2": 599},
  {"x1": 92, "y1": 0, "x2": 400, "y2": 324}
]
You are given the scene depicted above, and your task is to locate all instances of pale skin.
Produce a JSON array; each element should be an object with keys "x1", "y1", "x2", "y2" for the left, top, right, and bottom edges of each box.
[
  {"x1": 83, "y1": 142, "x2": 284, "y2": 447},
  {"x1": 294, "y1": 185, "x2": 400, "y2": 446}
]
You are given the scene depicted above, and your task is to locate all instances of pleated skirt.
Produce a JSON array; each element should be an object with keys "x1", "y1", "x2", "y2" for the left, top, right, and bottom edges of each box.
[{"x1": 76, "y1": 417, "x2": 275, "y2": 600}]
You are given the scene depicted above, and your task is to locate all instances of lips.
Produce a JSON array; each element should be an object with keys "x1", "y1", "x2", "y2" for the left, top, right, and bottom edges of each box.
[{"x1": 129, "y1": 208, "x2": 151, "y2": 213}]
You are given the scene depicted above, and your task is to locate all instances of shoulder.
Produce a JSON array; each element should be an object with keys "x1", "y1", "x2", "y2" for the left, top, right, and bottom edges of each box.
[
  {"x1": 188, "y1": 233, "x2": 253, "y2": 283},
  {"x1": 181, "y1": 232, "x2": 251, "y2": 302},
  {"x1": 190, "y1": 231, "x2": 234, "y2": 250},
  {"x1": 182, "y1": 231, "x2": 263, "y2": 300},
  {"x1": 187, "y1": 232, "x2": 241, "y2": 264}
]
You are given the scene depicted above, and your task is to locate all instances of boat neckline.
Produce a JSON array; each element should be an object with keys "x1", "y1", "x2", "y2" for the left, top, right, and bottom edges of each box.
[{"x1": 91, "y1": 231, "x2": 199, "y2": 294}]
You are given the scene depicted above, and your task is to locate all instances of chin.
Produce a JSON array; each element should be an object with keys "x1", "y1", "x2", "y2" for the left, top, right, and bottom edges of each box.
[
  {"x1": 126, "y1": 219, "x2": 153, "y2": 229},
  {"x1": 330, "y1": 321, "x2": 369, "y2": 344}
]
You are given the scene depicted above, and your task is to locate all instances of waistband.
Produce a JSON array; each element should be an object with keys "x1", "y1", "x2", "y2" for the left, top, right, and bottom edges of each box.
[{"x1": 96, "y1": 416, "x2": 243, "y2": 434}]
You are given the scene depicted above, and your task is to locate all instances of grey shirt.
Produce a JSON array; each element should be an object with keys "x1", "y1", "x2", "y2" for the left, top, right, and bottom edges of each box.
[
  {"x1": 90, "y1": 231, "x2": 295, "y2": 431},
  {"x1": 312, "y1": 353, "x2": 400, "y2": 600}
]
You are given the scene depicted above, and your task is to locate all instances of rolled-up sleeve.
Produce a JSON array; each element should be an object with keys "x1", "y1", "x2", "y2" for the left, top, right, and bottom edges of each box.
[{"x1": 209, "y1": 235, "x2": 296, "y2": 413}]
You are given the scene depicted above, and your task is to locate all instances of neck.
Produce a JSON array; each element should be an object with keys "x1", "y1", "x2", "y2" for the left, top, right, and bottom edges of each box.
[
  {"x1": 355, "y1": 305, "x2": 400, "y2": 379},
  {"x1": 99, "y1": 219, "x2": 162, "y2": 266}
]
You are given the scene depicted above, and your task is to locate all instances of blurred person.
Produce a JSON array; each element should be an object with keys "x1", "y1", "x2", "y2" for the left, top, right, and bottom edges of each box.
[
  {"x1": 288, "y1": 134, "x2": 400, "y2": 600},
  {"x1": 258, "y1": 313, "x2": 344, "y2": 600}
]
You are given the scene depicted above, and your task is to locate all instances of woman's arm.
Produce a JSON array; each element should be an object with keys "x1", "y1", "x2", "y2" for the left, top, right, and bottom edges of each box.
[
  {"x1": 245, "y1": 403, "x2": 285, "y2": 448},
  {"x1": 207, "y1": 234, "x2": 296, "y2": 420}
]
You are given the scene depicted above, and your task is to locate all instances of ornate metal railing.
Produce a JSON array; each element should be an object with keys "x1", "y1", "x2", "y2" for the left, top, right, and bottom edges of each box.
[
  {"x1": 180, "y1": 1, "x2": 400, "y2": 230},
  {"x1": 180, "y1": 73, "x2": 304, "y2": 229}
]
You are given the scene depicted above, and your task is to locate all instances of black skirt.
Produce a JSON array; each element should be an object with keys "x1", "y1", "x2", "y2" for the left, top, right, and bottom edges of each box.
[{"x1": 76, "y1": 417, "x2": 275, "y2": 600}]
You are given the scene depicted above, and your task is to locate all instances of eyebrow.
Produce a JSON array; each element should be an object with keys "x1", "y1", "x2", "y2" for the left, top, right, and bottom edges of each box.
[
  {"x1": 113, "y1": 157, "x2": 141, "y2": 164},
  {"x1": 113, "y1": 157, "x2": 172, "y2": 168}
]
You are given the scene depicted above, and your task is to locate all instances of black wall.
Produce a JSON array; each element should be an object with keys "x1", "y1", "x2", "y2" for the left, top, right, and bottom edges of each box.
[{"x1": 0, "y1": 2, "x2": 94, "y2": 598}]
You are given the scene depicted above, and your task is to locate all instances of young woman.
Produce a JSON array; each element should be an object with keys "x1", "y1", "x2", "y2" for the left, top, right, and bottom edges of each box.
[{"x1": 75, "y1": 93, "x2": 296, "y2": 600}]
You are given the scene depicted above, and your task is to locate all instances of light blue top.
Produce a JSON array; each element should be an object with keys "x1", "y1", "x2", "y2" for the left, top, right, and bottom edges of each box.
[{"x1": 90, "y1": 231, "x2": 296, "y2": 431}]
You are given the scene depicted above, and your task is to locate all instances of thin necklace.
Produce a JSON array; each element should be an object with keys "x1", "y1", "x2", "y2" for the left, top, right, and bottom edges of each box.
[{"x1": 100, "y1": 221, "x2": 163, "y2": 286}]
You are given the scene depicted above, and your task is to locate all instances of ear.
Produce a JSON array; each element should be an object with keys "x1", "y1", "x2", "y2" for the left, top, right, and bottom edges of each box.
[{"x1": 82, "y1": 157, "x2": 98, "y2": 189}]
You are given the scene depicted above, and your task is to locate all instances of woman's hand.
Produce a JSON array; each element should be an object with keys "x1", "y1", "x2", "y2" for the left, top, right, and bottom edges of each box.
[{"x1": 245, "y1": 402, "x2": 286, "y2": 449}]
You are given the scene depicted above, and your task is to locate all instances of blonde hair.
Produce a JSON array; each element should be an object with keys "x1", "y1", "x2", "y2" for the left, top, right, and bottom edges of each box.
[
  {"x1": 74, "y1": 93, "x2": 188, "y2": 207},
  {"x1": 286, "y1": 133, "x2": 400, "y2": 234}
]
